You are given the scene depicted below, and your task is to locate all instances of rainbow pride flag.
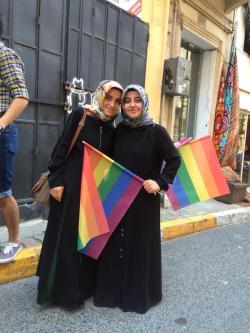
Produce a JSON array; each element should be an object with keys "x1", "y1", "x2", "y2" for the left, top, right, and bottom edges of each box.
[
  {"x1": 167, "y1": 135, "x2": 230, "y2": 210},
  {"x1": 78, "y1": 142, "x2": 143, "y2": 259}
]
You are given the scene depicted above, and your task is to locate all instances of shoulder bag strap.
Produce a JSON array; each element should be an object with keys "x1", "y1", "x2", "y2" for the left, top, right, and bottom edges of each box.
[{"x1": 65, "y1": 110, "x2": 87, "y2": 160}]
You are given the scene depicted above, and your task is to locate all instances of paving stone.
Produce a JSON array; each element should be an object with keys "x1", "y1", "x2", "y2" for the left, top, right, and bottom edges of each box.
[
  {"x1": 160, "y1": 199, "x2": 248, "y2": 222},
  {"x1": 22, "y1": 237, "x2": 41, "y2": 247}
]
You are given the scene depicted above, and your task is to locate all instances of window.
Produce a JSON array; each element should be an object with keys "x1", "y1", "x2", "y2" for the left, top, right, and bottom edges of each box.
[{"x1": 173, "y1": 42, "x2": 202, "y2": 141}]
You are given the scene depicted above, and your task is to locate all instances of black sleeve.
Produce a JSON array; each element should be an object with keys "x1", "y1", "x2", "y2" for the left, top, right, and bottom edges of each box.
[
  {"x1": 154, "y1": 125, "x2": 181, "y2": 191},
  {"x1": 48, "y1": 107, "x2": 84, "y2": 188}
]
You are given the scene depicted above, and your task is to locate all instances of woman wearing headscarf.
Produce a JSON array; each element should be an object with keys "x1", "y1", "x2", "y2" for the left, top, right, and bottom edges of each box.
[
  {"x1": 94, "y1": 84, "x2": 181, "y2": 314},
  {"x1": 37, "y1": 80, "x2": 123, "y2": 309}
]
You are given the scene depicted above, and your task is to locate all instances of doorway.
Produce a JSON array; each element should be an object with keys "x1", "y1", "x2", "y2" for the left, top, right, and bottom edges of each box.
[{"x1": 173, "y1": 29, "x2": 217, "y2": 141}]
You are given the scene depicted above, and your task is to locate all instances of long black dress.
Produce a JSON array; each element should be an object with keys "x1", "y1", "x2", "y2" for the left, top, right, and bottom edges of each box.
[
  {"x1": 37, "y1": 107, "x2": 115, "y2": 309},
  {"x1": 94, "y1": 123, "x2": 180, "y2": 314}
]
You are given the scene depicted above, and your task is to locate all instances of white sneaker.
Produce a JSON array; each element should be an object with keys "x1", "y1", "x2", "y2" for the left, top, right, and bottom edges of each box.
[{"x1": 0, "y1": 243, "x2": 23, "y2": 264}]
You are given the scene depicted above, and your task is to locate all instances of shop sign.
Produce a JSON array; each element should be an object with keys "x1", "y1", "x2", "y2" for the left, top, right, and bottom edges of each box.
[{"x1": 106, "y1": 0, "x2": 142, "y2": 16}]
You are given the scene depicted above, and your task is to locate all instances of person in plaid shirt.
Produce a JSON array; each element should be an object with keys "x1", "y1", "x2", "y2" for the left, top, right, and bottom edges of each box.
[{"x1": 0, "y1": 14, "x2": 29, "y2": 263}]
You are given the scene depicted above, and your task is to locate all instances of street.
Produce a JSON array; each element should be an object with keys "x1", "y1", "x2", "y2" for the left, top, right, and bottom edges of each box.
[{"x1": 0, "y1": 220, "x2": 250, "y2": 333}]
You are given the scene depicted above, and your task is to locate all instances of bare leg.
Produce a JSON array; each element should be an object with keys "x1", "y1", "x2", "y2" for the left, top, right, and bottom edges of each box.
[{"x1": 0, "y1": 196, "x2": 20, "y2": 244}]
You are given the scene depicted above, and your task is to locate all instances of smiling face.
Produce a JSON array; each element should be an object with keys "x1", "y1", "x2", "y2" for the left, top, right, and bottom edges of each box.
[
  {"x1": 122, "y1": 90, "x2": 143, "y2": 120},
  {"x1": 102, "y1": 88, "x2": 122, "y2": 118}
]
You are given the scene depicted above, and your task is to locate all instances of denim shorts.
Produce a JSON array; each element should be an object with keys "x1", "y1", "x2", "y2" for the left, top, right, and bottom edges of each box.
[{"x1": 0, "y1": 124, "x2": 18, "y2": 198}]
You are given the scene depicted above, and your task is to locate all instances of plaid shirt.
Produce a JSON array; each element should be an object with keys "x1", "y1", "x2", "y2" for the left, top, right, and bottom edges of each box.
[{"x1": 0, "y1": 41, "x2": 29, "y2": 114}]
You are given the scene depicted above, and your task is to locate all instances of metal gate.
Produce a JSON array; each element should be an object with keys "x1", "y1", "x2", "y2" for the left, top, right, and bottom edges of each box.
[
  {"x1": 67, "y1": 0, "x2": 149, "y2": 89},
  {"x1": 0, "y1": 0, "x2": 149, "y2": 202}
]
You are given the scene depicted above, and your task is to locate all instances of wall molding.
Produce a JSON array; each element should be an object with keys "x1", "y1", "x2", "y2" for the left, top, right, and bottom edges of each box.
[
  {"x1": 182, "y1": 0, "x2": 234, "y2": 33},
  {"x1": 183, "y1": 15, "x2": 223, "y2": 49},
  {"x1": 225, "y1": 0, "x2": 248, "y2": 14}
]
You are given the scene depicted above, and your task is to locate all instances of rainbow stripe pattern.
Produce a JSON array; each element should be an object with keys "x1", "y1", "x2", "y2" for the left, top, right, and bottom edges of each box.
[
  {"x1": 78, "y1": 142, "x2": 143, "y2": 259},
  {"x1": 167, "y1": 136, "x2": 230, "y2": 210}
]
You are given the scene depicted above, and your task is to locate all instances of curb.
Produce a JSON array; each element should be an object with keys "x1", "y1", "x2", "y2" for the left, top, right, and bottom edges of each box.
[
  {"x1": 1, "y1": 207, "x2": 250, "y2": 285},
  {"x1": 0, "y1": 246, "x2": 41, "y2": 285},
  {"x1": 161, "y1": 214, "x2": 216, "y2": 241},
  {"x1": 160, "y1": 206, "x2": 250, "y2": 241}
]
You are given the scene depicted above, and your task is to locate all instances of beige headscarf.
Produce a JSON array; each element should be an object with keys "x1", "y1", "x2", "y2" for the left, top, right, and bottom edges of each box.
[{"x1": 85, "y1": 80, "x2": 123, "y2": 122}]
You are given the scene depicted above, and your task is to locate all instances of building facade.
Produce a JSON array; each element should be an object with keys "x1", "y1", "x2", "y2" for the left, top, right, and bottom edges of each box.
[
  {"x1": 140, "y1": 1, "x2": 249, "y2": 135},
  {"x1": 160, "y1": 0, "x2": 235, "y2": 140},
  {"x1": 140, "y1": 0, "x2": 250, "y2": 179}
]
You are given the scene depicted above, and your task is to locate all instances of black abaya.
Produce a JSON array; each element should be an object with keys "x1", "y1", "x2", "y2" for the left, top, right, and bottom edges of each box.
[
  {"x1": 37, "y1": 107, "x2": 115, "y2": 309},
  {"x1": 94, "y1": 123, "x2": 180, "y2": 313}
]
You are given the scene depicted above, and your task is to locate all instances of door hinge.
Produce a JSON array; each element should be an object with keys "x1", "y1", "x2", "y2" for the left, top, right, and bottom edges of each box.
[
  {"x1": 34, "y1": 147, "x2": 39, "y2": 157},
  {"x1": 36, "y1": 16, "x2": 41, "y2": 26}
]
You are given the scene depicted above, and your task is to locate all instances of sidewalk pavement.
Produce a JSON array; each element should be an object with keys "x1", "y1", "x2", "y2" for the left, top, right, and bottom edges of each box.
[{"x1": 0, "y1": 196, "x2": 250, "y2": 284}]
